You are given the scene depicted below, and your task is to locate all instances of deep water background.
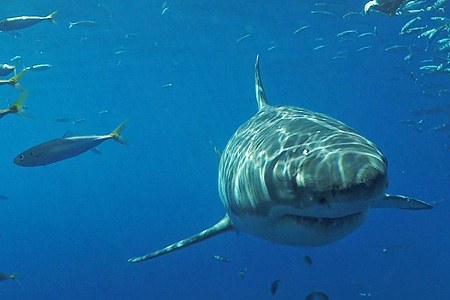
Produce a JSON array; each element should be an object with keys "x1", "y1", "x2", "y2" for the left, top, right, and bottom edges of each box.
[{"x1": 0, "y1": 1, "x2": 449, "y2": 299}]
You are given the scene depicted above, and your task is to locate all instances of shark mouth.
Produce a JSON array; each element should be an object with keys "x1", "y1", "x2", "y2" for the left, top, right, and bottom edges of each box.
[{"x1": 282, "y1": 211, "x2": 364, "y2": 229}]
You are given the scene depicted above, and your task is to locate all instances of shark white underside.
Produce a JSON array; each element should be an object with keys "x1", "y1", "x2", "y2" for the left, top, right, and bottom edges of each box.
[{"x1": 129, "y1": 56, "x2": 432, "y2": 263}]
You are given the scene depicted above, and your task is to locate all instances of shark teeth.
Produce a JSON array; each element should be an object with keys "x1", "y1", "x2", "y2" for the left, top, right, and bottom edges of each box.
[{"x1": 284, "y1": 212, "x2": 363, "y2": 229}]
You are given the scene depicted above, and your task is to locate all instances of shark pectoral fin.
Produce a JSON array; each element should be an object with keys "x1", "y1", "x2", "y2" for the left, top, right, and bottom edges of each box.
[
  {"x1": 372, "y1": 194, "x2": 433, "y2": 210},
  {"x1": 128, "y1": 214, "x2": 233, "y2": 263}
]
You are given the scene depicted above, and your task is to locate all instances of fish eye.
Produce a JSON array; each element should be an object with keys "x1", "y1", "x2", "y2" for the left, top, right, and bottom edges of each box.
[{"x1": 19, "y1": 154, "x2": 24, "y2": 161}]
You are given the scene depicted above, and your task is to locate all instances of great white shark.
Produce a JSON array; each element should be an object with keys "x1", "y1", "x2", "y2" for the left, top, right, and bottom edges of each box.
[{"x1": 129, "y1": 56, "x2": 432, "y2": 263}]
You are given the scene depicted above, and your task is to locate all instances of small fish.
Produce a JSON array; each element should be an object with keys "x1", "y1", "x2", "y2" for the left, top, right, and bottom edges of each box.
[
  {"x1": 404, "y1": 0, "x2": 427, "y2": 9},
  {"x1": 235, "y1": 34, "x2": 252, "y2": 44},
  {"x1": 10, "y1": 56, "x2": 21, "y2": 62},
  {"x1": 0, "y1": 11, "x2": 57, "y2": 31},
  {"x1": 310, "y1": 10, "x2": 334, "y2": 15},
  {"x1": 270, "y1": 279, "x2": 280, "y2": 295},
  {"x1": 55, "y1": 117, "x2": 71, "y2": 123},
  {"x1": 0, "y1": 195, "x2": 9, "y2": 200},
  {"x1": 431, "y1": 16, "x2": 450, "y2": 22},
  {"x1": 400, "y1": 16, "x2": 421, "y2": 34},
  {"x1": 399, "y1": 119, "x2": 423, "y2": 125},
  {"x1": 357, "y1": 32, "x2": 375, "y2": 38},
  {"x1": 213, "y1": 255, "x2": 230, "y2": 263},
  {"x1": 303, "y1": 255, "x2": 313, "y2": 266},
  {"x1": 331, "y1": 55, "x2": 346, "y2": 60},
  {"x1": 293, "y1": 25, "x2": 310, "y2": 35},
  {"x1": 437, "y1": 38, "x2": 450, "y2": 45},
  {"x1": 404, "y1": 8, "x2": 426, "y2": 14},
  {"x1": 342, "y1": 11, "x2": 363, "y2": 18},
  {"x1": 313, "y1": 45, "x2": 327, "y2": 51},
  {"x1": 14, "y1": 121, "x2": 128, "y2": 167},
  {"x1": 98, "y1": 110, "x2": 109, "y2": 115},
  {"x1": 72, "y1": 118, "x2": 87, "y2": 125},
  {"x1": 427, "y1": 0, "x2": 449, "y2": 10},
  {"x1": 357, "y1": 45, "x2": 373, "y2": 52},
  {"x1": 162, "y1": 7, "x2": 170, "y2": 15},
  {"x1": 238, "y1": 267, "x2": 247, "y2": 279},
  {"x1": 161, "y1": 83, "x2": 173, "y2": 88},
  {"x1": 0, "y1": 64, "x2": 15, "y2": 76},
  {"x1": 0, "y1": 91, "x2": 27, "y2": 119},
  {"x1": 0, "y1": 272, "x2": 17, "y2": 282},
  {"x1": 68, "y1": 20, "x2": 98, "y2": 29},
  {"x1": 400, "y1": 26, "x2": 427, "y2": 35},
  {"x1": 385, "y1": 45, "x2": 407, "y2": 52},
  {"x1": 305, "y1": 291, "x2": 329, "y2": 300},
  {"x1": 25, "y1": 64, "x2": 52, "y2": 72},
  {"x1": 336, "y1": 29, "x2": 358, "y2": 37},
  {"x1": 438, "y1": 41, "x2": 450, "y2": 51}
]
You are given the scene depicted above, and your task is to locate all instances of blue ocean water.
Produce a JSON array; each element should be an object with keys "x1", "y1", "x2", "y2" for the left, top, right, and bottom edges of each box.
[{"x1": 0, "y1": 1, "x2": 449, "y2": 299}]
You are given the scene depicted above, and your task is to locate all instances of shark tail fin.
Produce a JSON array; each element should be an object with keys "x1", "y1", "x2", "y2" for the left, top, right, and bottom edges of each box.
[
  {"x1": 47, "y1": 11, "x2": 57, "y2": 24},
  {"x1": 9, "y1": 90, "x2": 28, "y2": 114},
  {"x1": 372, "y1": 194, "x2": 433, "y2": 210},
  {"x1": 128, "y1": 215, "x2": 233, "y2": 263},
  {"x1": 109, "y1": 120, "x2": 128, "y2": 144}
]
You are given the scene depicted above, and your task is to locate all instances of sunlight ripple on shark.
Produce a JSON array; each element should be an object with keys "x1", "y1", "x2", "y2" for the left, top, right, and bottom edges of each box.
[{"x1": 129, "y1": 56, "x2": 432, "y2": 263}]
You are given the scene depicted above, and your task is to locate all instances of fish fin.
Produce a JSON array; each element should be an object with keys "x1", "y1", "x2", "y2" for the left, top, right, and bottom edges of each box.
[
  {"x1": 129, "y1": 214, "x2": 233, "y2": 263},
  {"x1": 69, "y1": 22, "x2": 74, "y2": 29},
  {"x1": 9, "y1": 274, "x2": 21, "y2": 285},
  {"x1": 91, "y1": 147, "x2": 102, "y2": 154},
  {"x1": 255, "y1": 55, "x2": 270, "y2": 111},
  {"x1": 47, "y1": 11, "x2": 58, "y2": 24},
  {"x1": 109, "y1": 120, "x2": 128, "y2": 144},
  {"x1": 371, "y1": 194, "x2": 433, "y2": 210},
  {"x1": 63, "y1": 130, "x2": 76, "y2": 138},
  {"x1": 8, "y1": 90, "x2": 27, "y2": 114},
  {"x1": 9, "y1": 69, "x2": 27, "y2": 85}
]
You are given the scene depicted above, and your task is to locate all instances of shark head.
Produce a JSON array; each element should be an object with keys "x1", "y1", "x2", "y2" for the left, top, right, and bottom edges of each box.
[{"x1": 218, "y1": 57, "x2": 388, "y2": 246}]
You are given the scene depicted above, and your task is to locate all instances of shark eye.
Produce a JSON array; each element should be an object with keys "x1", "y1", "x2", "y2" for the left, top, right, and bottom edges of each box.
[{"x1": 19, "y1": 154, "x2": 24, "y2": 161}]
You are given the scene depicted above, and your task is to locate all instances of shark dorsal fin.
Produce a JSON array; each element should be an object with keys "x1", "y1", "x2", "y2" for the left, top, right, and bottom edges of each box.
[{"x1": 255, "y1": 55, "x2": 269, "y2": 111}]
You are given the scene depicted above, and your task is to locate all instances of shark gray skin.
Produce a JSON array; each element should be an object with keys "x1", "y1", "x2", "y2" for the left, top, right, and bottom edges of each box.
[{"x1": 128, "y1": 56, "x2": 432, "y2": 263}]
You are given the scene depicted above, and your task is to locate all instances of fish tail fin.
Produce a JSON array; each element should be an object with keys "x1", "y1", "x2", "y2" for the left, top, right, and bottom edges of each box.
[
  {"x1": 9, "y1": 90, "x2": 28, "y2": 114},
  {"x1": 110, "y1": 120, "x2": 128, "y2": 144},
  {"x1": 9, "y1": 273, "x2": 18, "y2": 281},
  {"x1": 69, "y1": 22, "x2": 74, "y2": 29},
  {"x1": 47, "y1": 11, "x2": 57, "y2": 24},
  {"x1": 128, "y1": 215, "x2": 233, "y2": 263},
  {"x1": 9, "y1": 69, "x2": 27, "y2": 85}
]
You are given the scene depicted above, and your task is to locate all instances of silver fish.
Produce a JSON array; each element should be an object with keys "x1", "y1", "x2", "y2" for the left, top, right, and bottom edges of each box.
[
  {"x1": 68, "y1": 20, "x2": 98, "y2": 29},
  {"x1": 0, "y1": 11, "x2": 57, "y2": 31},
  {"x1": 400, "y1": 16, "x2": 421, "y2": 34},
  {"x1": 427, "y1": 0, "x2": 449, "y2": 10},
  {"x1": 25, "y1": 64, "x2": 52, "y2": 72},
  {"x1": 14, "y1": 121, "x2": 127, "y2": 167}
]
